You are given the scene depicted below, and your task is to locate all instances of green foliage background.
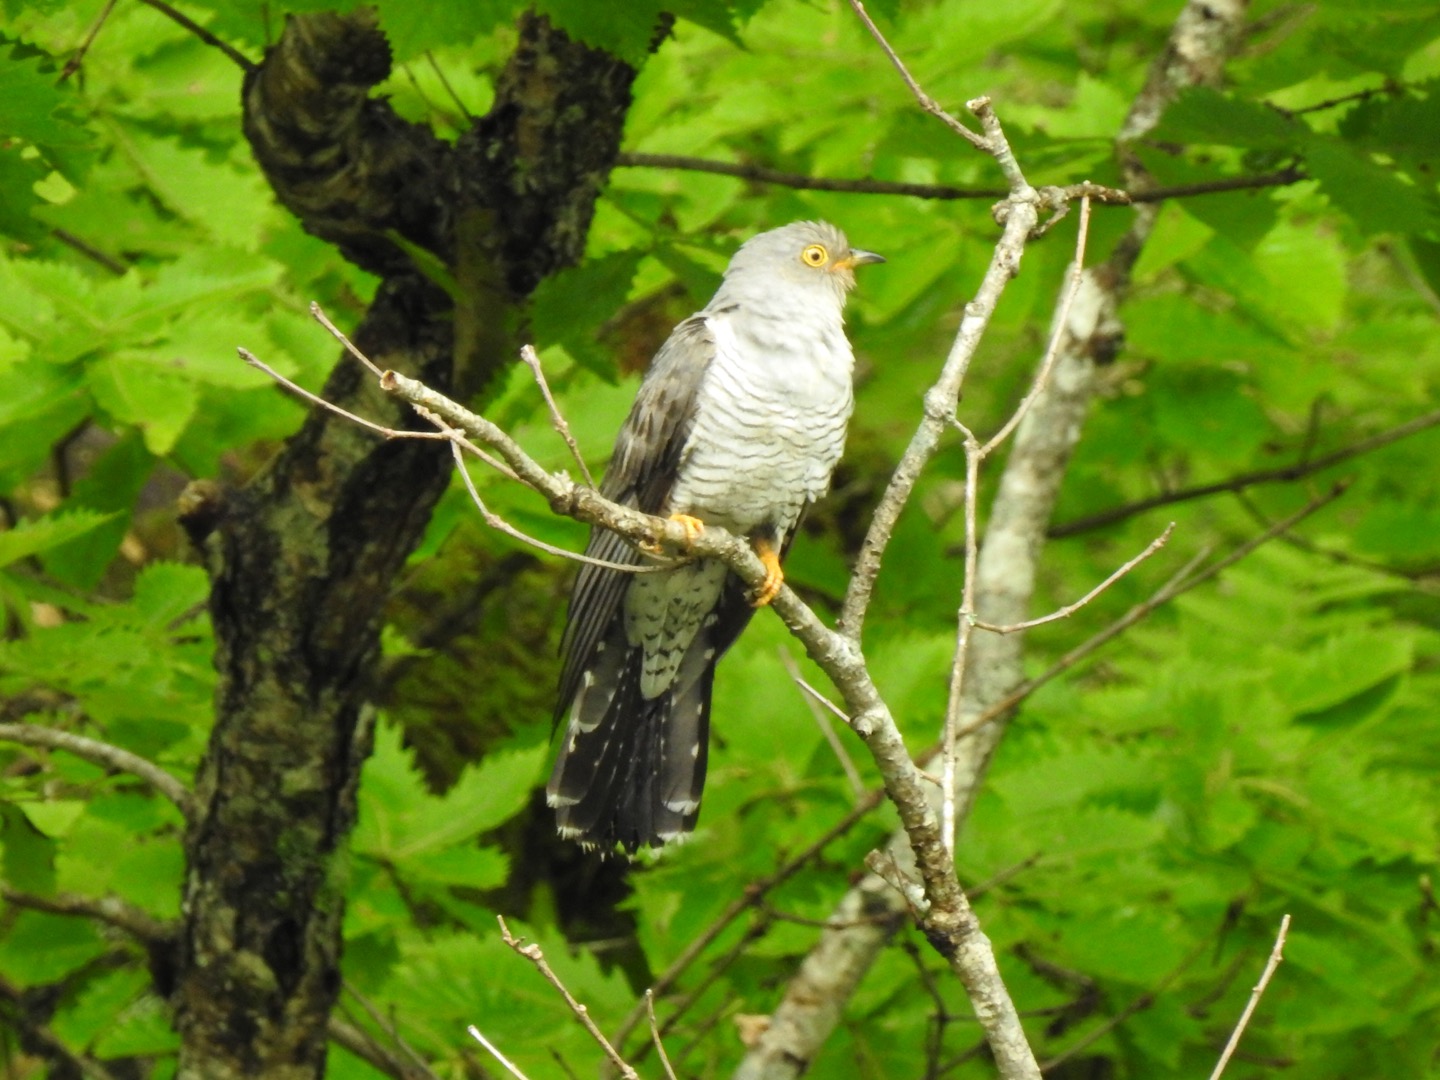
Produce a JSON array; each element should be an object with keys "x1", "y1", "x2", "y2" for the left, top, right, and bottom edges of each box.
[{"x1": 2, "y1": 0, "x2": 1439, "y2": 1077}]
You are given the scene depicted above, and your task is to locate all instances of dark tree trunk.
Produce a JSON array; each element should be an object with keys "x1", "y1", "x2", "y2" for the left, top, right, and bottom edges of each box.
[{"x1": 174, "y1": 11, "x2": 640, "y2": 1077}]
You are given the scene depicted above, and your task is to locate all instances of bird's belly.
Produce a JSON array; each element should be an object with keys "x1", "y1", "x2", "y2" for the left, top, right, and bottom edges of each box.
[{"x1": 669, "y1": 373, "x2": 851, "y2": 534}]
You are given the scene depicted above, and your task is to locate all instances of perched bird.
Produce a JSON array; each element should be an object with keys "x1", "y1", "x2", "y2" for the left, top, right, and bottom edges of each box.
[{"x1": 546, "y1": 221, "x2": 883, "y2": 853}]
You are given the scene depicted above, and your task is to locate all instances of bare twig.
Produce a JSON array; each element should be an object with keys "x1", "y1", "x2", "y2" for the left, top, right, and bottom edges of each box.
[
  {"x1": 342, "y1": 980, "x2": 438, "y2": 1080},
  {"x1": 1050, "y1": 407, "x2": 1440, "y2": 537},
  {"x1": 0, "y1": 722, "x2": 192, "y2": 815},
  {"x1": 957, "y1": 481, "x2": 1349, "y2": 742},
  {"x1": 498, "y1": 916, "x2": 639, "y2": 1079},
  {"x1": 467, "y1": 1025, "x2": 531, "y2": 1080},
  {"x1": 645, "y1": 991, "x2": 680, "y2": 1080},
  {"x1": 614, "y1": 152, "x2": 1301, "y2": 205},
  {"x1": 615, "y1": 152, "x2": 1004, "y2": 200},
  {"x1": 0, "y1": 886, "x2": 173, "y2": 945},
  {"x1": 424, "y1": 51, "x2": 475, "y2": 120},
  {"x1": 1207, "y1": 914, "x2": 1291, "y2": 1080},
  {"x1": 519, "y1": 344, "x2": 596, "y2": 487},
  {"x1": 973, "y1": 523, "x2": 1174, "y2": 634},
  {"x1": 845, "y1": 0, "x2": 987, "y2": 151},
  {"x1": 780, "y1": 649, "x2": 866, "y2": 798},
  {"x1": 60, "y1": 0, "x2": 119, "y2": 80},
  {"x1": 238, "y1": 348, "x2": 451, "y2": 447},
  {"x1": 940, "y1": 196, "x2": 1093, "y2": 853},
  {"x1": 982, "y1": 198, "x2": 1093, "y2": 456},
  {"x1": 311, "y1": 302, "x2": 388, "y2": 380},
  {"x1": 446, "y1": 438, "x2": 663, "y2": 574},
  {"x1": 136, "y1": 0, "x2": 254, "y2": 70}
]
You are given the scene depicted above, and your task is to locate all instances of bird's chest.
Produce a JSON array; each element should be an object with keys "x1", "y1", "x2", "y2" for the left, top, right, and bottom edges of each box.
[{"x1": 669, "y1": 318, "x2": 854, "y2": 531}]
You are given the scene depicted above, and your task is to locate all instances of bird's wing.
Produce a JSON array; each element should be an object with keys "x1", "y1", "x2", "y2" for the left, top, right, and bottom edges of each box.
[{"x1": 555, "y1": 315, "x2": 715, "y2": 719}]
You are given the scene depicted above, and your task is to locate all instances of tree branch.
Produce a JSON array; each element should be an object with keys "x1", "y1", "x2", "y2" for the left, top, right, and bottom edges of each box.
[
  {"x1": 614, "y1": 152, "x2": 1302, "y2": 205},
  {"x1": 1049, "y1": 406, "x2": 1440, "y2": 537},
  {"x1": 1207, "y1": 914, "x2": 1291, "y2": 1080},
  {"x1": 0, "y1": 722, "x2": 193, "y2": 815},
  {"x1": 731, "y1": 2, "x2": 1251, "y2": 1076},
  {"x1": 0, "y1": 886, "x2": 174, "y2": 946}
]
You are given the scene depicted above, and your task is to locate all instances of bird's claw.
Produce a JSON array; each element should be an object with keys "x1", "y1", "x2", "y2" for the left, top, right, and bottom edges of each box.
[
  {"x1": 749, "y1": 540, "x2": 784, "y2": 608},
  {"x1": 642, "y1": 513, "x2": 706, "y2": 555}
]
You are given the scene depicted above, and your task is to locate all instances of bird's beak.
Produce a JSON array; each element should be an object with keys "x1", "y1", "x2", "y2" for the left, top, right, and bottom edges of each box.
[{"x1": 833, "y1": 248, "x2": 885, "y2": 271}]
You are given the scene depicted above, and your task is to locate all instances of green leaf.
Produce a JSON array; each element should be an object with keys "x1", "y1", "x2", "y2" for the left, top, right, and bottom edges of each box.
[
  {"x1": 0, "y1": 802, "x2": 56, "y2": 894},
  {"x1": 0, "y1": 509, "x2": 121, "y2": 570},
  {"x1": 1305, "y1": 135, "x2": 1438, "y2": 236},
  {"x1": 1158, "y1": 87, "x2": 1300, "y2": 150},
  {"x1": 0, "y1": 47, "x2": 91, "y2": 150},
  {"x1": 88, "y1": 355, "x2": 199, "y2": 454},
  {"x1": 0, "y1": 911, "x2": 104, "y2": 984},
  {"x1": 355, "y1": 722, "x2": 545, "y2": 863}
]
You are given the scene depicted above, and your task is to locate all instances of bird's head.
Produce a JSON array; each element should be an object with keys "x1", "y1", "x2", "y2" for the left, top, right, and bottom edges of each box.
[{"x1": 719, "y1": 220, "x2": 885, "y2": 310}]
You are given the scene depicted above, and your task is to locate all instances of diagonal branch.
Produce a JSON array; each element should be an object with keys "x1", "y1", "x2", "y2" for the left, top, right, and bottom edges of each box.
[
  {"x1": 0, "y1": 722, "x2": 192, "y2": 815},
  {"x1": 1049, "y1": 406, "x2": 1440, "y2": 537}
]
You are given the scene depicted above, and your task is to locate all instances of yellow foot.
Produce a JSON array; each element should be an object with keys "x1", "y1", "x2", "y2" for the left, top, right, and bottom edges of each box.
[
  {"x1": 749, "y1": 536, "x2": 784, "y2": 608},
  {"x1": 668, "y1": 513, "x2": 705, "y2": 545},
  {"x1": 642, "y1": 513, "x2": 706, "y2": 555}
]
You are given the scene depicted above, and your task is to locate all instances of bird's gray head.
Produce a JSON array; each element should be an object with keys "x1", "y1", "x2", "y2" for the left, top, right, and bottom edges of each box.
[{"x1": 711, "y1": 220, "x2": 884, "y2": 314}]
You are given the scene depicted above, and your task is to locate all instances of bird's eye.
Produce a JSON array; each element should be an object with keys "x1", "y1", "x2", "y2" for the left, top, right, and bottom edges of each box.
[{"x1": 801, "y1": 244, "x2": 828, "y2": 267}]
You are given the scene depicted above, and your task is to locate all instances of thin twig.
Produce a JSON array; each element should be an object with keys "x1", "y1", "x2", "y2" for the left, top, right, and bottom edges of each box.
[
  {"x1": 780, "y1": 648, "x2": 866, "y2": 798},
  {"x1": 974, "y1": 523, "x2": 1174, "y2": 634},
  {"x1": 136, "y1": 0, "x2": 254, "y2": 70},
  {"x1": 466, "y1": 1026, "x2": 530, "y2": 1080},
  {"x1": 342, "y1": 980, "x2": 438, "y2": 1080},
  {"x1": 311, "y1": 302, "x2": 388, "y2": 379},
  {"x1": 445, "y1": 437, "x2": 663, "y2": 573},
  {"x1": 1207, "y1": 914, "x2": 1291, "y2": 1080},
  {"x1": 615, "y1": 152, "x2": 1301, "y2": 204},
  {"x1": 956, "y1": 481, "x2": 1350, "y2": 742},
  {"x1": 239, "y1": 348, "x2": 450, "y2": 445},
  {"x1": 0, "y1": 886, "x2": 173, "y2": 945},
  {"x1": 498, "y1": 916, "x2": 639, "y2": 1079},
  {"x1": 981, "y1": 197, "x2": 1093, "y2": 456},
  {"x1": 845, "y1": 0, "x2": 987, "y2": 150},
  {"x1": 645, "y1": 991, "x2": 680, "y2": 1080},
  {"x1": 1050, "y1": 407, "x2": 1440, "y2": 537},
  {"x1": 0, "y1": 722, "x2": 191, "y2": 815},
  {"x1": 424, "y1": 50, "x2": 475, "y2": 120},
  {"x1": 615, "y1": 152, "x2": 1004, "y2": 200},
  {"x1": 60, "y1": 0, "x2": 119, "y2": 80},
  {"x1": 519, "y1": 345, "x2": 596, "y2": 487}
]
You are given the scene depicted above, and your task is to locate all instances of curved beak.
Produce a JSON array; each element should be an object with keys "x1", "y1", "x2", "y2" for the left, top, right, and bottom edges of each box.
[{"x1": 835, "y1": 248, "x2": 885, "y2": 271}]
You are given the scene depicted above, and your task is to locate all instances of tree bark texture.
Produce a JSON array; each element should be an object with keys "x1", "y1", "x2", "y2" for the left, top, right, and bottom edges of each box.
[{"x1": 174, "y1": 11, "x2": 639, "y2": 1078}]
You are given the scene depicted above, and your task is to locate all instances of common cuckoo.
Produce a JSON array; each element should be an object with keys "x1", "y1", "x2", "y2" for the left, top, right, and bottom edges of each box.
[{"x1": 547, "y1": 221, "x2": 883, "y2": 853}]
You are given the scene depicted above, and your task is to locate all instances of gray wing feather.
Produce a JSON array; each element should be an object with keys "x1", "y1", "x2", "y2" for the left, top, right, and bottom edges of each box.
[{"x1": 554, "y1": 316, "x2": 715, "y2": 718}]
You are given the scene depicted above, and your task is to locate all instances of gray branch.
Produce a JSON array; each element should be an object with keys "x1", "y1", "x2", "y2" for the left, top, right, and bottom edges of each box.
[{"x1": 729, "y1": 1, "x2": 1250, "y2": 1077}]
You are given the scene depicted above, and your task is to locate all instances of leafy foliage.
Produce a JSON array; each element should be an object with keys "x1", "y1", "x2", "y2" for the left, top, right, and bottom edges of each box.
[{"x1": 1, "y1": 0, "x2": 1439, "y2": 1078}]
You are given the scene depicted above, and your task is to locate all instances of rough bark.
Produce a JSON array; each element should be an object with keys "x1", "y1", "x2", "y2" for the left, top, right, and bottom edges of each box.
[{"x1": 173, "y1": 10, "x2": 639, "y2": 1078}]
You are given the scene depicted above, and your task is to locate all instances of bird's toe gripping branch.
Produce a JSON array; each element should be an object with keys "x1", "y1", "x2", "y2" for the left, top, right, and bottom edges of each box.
[
  {"x1": 749, "y1": 536, "x2": 784, "y2": 608},
  {"x1": 639, "y1": 512, "x2": 706, "y2": 556}
]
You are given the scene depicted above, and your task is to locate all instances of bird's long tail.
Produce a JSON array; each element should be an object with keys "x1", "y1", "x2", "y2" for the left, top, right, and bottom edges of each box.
[{"x1": 546, "y1": 634, "x2": 714, "y2": 854}]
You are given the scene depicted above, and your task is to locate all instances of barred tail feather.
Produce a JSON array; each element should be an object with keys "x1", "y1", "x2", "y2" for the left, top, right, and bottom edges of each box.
[{"x1": 546, "y1": 644, "x2": 713, "y2": 854}]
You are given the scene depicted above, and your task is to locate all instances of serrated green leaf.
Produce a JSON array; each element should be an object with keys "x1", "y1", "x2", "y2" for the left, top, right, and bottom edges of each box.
[
  {"x1": 1306, "y1": 135, "x2": 1437, "y2": 236},
  {"x1": 355, "y1": 723, "x2": 545, "y2": 863},
  {"x1": 0, "y1": 48, "x2": 91, "y2": 150},
  {"x1": 88, "y1": 356, "x2": 198, "y2": 454},
  {"x1": 1159, "y1": 87, "x2": 1300, "y2": 150},
  {"x1": 0, "y1": 509, "x2": 121, "y2": 570}
]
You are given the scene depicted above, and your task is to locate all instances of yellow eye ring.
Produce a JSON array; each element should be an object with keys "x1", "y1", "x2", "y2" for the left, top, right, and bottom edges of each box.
[{"x1": 801, "y1": 243, "x2": 828, "y2": 267}]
